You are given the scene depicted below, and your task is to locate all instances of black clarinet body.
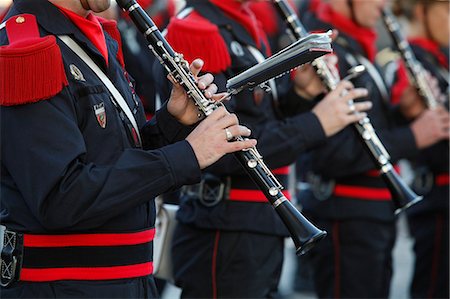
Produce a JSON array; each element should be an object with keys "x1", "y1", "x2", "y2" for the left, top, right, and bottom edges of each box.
[
  {"x1": 273, "y1": 0, "x2": 422, "y2": 214},
  {"x1": 382, "y1": 8, "x2": 439, "y2": 109},
  {"x1": 117, "y1": 0, "x2": 326, "y2": 255}
]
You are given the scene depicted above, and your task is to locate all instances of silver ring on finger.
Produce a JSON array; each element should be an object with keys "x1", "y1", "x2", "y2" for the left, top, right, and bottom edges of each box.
[
  {"x1": 225, "y1": 128, "x2": 233, "y2": 141},
  {"x1": 347, "y1": 99, "x2": 355, "y2": 113}
]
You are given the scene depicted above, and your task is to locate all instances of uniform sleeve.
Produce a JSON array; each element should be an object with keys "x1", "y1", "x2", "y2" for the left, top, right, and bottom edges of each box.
[
  {"x1": 141, "y1": 103, "x2": 195, "y2": 149},
  {"x1": 311, "y1": 124, "x2": 419, "y2": 178},
  {"x1": 1, "y1": 87, "x2": 201, "y2": 231}
]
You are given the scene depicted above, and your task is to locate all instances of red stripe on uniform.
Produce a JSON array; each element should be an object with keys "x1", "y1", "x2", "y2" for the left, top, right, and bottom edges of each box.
[
  {"x1": 333, "y1": 221, "x2": 341, "y2": 299},
  {"x1": 428, "y1": 214, "x2": 443, "y2": 298},
  {"x1": 228, "y1": 189, "x2": 292, "y2": 202},
  {"x1": 365, "y1": 169, "x2": 380, "y2": 177},
  {"x1": 23, "y1": 228, "x2": 155, "y2": 247},
  {"x1": 211, "y1": 230, "x2": 220, "y2": 299},
  {"x1": 20, "y1": 262, "x2": 153, "y2": 282},
  {"x1": 333, "y1": 185, "x2": 391, "y2": 200},
  {"x1": 365, "y1": 165, "x2": 400, "y2": 177},
  {"x1": 272, "y1": 166, "x2": 290, "y2": 175},
  {"x1": 435, "y1": 173, "x2": 449, "y2": 186}
]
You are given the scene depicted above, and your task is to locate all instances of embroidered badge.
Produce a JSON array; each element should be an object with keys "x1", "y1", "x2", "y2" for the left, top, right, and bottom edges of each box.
[
  {"x1": 230, "y1": 41, "x2": 245, "y2": 57},
  {"x1": 93, "y1": 102, "x2": 107, "y2": 128},
  {"x1": 69, "y1": 64, "x2": 86, "y2": 81}
]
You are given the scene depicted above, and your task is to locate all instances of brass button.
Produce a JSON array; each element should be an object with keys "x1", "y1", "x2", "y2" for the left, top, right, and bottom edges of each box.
[{"x1": 15, "y1": 16, "x2": 25, "y2": 24}]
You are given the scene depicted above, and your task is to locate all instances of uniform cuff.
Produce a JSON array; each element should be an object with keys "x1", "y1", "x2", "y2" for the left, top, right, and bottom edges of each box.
[
  {"x1": 160, "y1": 140, "x2": 201, "y2": 187},
  {"x1": 155, "y1": 105, "x2": 194, "y2": 143}
]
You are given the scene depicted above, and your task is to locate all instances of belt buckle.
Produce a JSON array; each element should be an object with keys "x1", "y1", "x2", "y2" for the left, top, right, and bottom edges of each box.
[
  {"x1": 198, "y1": 174, "x2": 227, "y2": 207},
  {"x1": 308, "y1": 173, "x2": 335, "y2": 201},
  {"x1": 412, "y1": 166, "x2": 434, "y2": 196},
  {"x1": 0, "y1": 228, "x2": 23, "y2": 287}
]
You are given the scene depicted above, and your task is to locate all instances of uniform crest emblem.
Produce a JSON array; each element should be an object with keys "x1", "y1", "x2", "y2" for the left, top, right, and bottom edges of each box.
[
  {"x1": 93, "y1": 102, "x2": 107, "y2": 128},
  {"x1": 230, "y1": 41, "x2": 245, "y2": 57},
  {"x1": 69, "y1": 64, "x2": 86, "y2": 81}
]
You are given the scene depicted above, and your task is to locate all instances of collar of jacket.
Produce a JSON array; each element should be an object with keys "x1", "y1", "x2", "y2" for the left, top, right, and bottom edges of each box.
[
  {"x1": 409, "y1": 37, "x2": 449, "y2": 70},
  {"x1": 315, "y1": 1, "x2": 377, "y2": 62}
]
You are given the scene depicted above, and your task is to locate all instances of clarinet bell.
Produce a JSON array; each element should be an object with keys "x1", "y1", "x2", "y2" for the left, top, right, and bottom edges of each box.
[
  {"x1": 381, "y1": 167, "x2": 423, "y2": 215},
  {"x1": 275, "y1": 200, "x2": 327, "y2": 256}
]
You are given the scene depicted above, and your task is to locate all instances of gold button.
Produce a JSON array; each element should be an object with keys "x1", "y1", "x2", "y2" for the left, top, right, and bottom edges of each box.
[{"x1": 15, "y1": 16, "x2": 25, "y2": 24}]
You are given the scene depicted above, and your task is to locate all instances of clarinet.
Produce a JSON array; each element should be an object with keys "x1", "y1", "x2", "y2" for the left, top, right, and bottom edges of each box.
[
  {"x1": 382, "y1": 7, "x2": 439, "y2": 109},
  {"x1": 273, "y1": 0, "x2": 422, "y2": 214},
  {"x1": 117, "y1": 0, "x2": 326, "y2": 255}
]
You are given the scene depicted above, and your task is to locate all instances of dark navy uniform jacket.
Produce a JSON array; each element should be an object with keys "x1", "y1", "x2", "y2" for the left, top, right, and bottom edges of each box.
[
  {"x1": 164, "y1": 0, "x2": 328, "y2": 236},
  {"x1": 0, "y1": 0, "x2": 200, "y2": 245},
  {"x1": 407, "y1": 38, "x2": 449, "y2": 216},
  {"x1": 301, "y1": 4, "x2": 420, "y2": 222}
]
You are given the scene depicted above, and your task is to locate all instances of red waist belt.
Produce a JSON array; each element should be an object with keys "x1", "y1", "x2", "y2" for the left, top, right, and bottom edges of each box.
[
  {"x1": 229, "y1": 189, "x2": 292, "y2": 202},
  {"x1": 20, "y1": 228, "x2": 155, "y2": 282},
  {"x1": 228, "y1": 166, "x2": 291, "y2": 202},
  {"x1": 333, "y1": 185, "x2": 391, "y2": 201},
  {"x1": 436, "y1": 173, "x2": 449, "y2": 186}
]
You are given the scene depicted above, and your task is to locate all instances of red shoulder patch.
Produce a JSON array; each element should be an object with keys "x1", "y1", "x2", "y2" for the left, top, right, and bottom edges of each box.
[
  {"x1": 0, "y1": 14, "x2": 68, "y2": 106},
  {"x1": 166, "y1": 12, "x2": 231, "y2": 73}
]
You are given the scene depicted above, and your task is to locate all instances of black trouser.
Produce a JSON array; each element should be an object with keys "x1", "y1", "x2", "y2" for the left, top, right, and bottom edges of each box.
[
  {"x1": 1, "y1": 276, "x2": 158, "y2": 298},
  {"x1": 171, "y1": 223, "x2": 284, "y2": 298},
  {"x1": 307, "y1": 218, "x2": 396, "y2": 299},
  {"x1": 408, "y1": 211, "x2": 449, "y2": 299}
]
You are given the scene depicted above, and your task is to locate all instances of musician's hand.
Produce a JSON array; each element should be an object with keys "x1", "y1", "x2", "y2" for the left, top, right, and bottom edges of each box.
[
  {"x1": 399, "y1": 85, "x2": 426, "y2": 119},
  {"x1": 411, "y1": 106, "x2": 450, "y2": 149},
  {"x1": 167, "y1": 59, "x2": 218, "y2": 125},
  {"x1": 293, "y1": 54, "x2": 338, "y2": 99},
  {"x1": 186, "y1": 106, "x2": 257, "y2": 169},
  {"x1": 312, "y1": 81, "x2": 372, "y2": 137},
  {"x1": 400, "y1": 71, "x2": 442, "y2": 119}
]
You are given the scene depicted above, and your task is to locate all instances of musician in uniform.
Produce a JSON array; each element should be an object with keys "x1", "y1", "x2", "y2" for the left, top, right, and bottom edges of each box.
[
  {"x1": 392, "y1": 0, "x2": 449, "y2": 297},
  {"x1": 0, "y1": 0, "x2": 257, "y2": 297},
  {"x1": 297, "y1": 0, "x2": 450, "y2": 297},
  {"x1": 161, "y1": 1, "x2": 374, "y2": 298}
]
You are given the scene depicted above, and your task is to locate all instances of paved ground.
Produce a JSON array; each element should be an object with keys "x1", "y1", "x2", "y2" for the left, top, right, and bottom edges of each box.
[{"x1": 161, "y1": 215, "x2": 415, "y2": 299}]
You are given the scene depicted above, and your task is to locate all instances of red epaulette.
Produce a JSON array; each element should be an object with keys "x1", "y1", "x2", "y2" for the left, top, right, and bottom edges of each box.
[
  {"x1": 165, "y1": 12, "x2": 231, "y2": 74},
  {"x1": 96, "y1": 16, "x2": 125, "y2": 68},
  {"x1": 0, "y1": 14, "x2": 68, "y2": 106}
]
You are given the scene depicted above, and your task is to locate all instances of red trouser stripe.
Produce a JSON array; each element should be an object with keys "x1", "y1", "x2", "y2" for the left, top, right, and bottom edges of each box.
[
  {"x1": 23, "y1": 228, "x2": 155, "y2": 247},
  {"x1": 20, "y1": 262, "x2": 153, "y2": 282},
  {"x1": 435, "y1": 173, "x2": 449, "y2": 186},
  {"x1": 333, "y1": 185, "x2": 391, "y2": 200},
  {"x1": 228, "y1": 189, "x2": 292, "y2": 202}
]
